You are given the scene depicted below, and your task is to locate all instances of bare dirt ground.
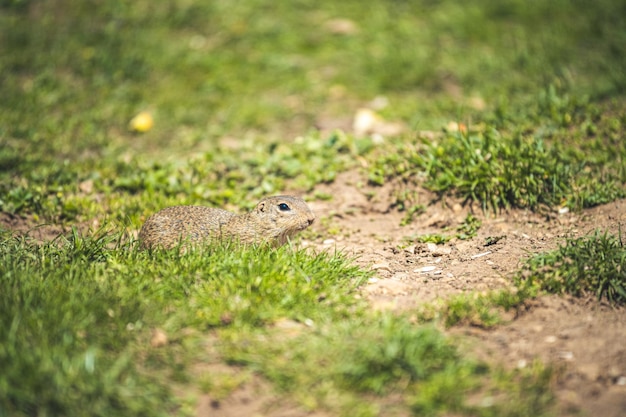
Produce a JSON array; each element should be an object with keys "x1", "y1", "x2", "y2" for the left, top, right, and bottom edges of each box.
[
  {"x1": 3, "y1": 170, "x2": 625, "y2": 417},
  {"x1": 307, "y1": 170, "x2": 626, "y2": 417}
]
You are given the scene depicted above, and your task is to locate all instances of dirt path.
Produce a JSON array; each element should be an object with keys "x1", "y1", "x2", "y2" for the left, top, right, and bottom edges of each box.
[{"x1": 305, "y1": 170, "x2": 626, "y2": 417}]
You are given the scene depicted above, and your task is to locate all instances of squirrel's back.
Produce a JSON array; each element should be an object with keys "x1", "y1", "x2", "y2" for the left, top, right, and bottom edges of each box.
[
  {"x1": 138, "y1": 206, "x2": 235, "y2": 249},
  {"x1": 139, "y1": 196, "x2": 314, "y2": 249}
]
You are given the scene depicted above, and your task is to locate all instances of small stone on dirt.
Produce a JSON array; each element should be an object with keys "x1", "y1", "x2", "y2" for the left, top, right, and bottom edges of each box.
[
  {"x1": 426, "y1": 243, "x2": 452, "y2": 256},
  {"x1": 471, "y1": 251, "x2": 492, "y2": 259},
  {"x1": 325, "y1": 18, "x2": 359, "y2": 35},
  {"x1": 372, "y1": 262, "x2": 391, "y2": 272},
  {"x1": 150, "y1": 328, "x2": 168, "y2": 348},
  {"x1": 403, "y1": 245, "x2": 417, "y2": 254},
  {"x1": 79, "y1": 179, "x2": 94, "y2": 194},
  {"x1": 415, "y1": 265, "x2": 437, "y2": 273}
]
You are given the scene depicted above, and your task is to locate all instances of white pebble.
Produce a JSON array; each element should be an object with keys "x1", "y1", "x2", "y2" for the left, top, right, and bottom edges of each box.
[
  {"x1": 471, "y1": 251, "x2": 492, "y2": 259},
  {"x1": 372, "y1": 262, "x2": 391, "y2": 272}
]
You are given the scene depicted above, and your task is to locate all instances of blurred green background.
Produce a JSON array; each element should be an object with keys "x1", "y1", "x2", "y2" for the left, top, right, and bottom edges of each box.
[
  {"x1": 2, "y1": 0, "x2": 625, "y2": 221},
  {"x1": 2, "y1": 0, "x2": 624, "y2": 160}
]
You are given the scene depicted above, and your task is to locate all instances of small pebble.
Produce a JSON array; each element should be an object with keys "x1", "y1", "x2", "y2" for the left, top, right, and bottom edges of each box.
[
  {"x1": 325, "y1": 18, "x2": 359, "y2": 35},
  {"x1": 479, "y1": 396, "x2": 494, "y2": 408},
  {"x1": 274, "y1": 318, "x2": 302, "y2": 330},
  {"x1": 372, "y1": 262, "x2": 391, "y2": 272},
  {"x1": 150, "y1": 328, "x2": 168, "y2": 348},
  {"x1": 415, "y1": 266, "x2": 437, "y2": 273},
  {"x1": 392, "y1": 272, "x2": 408, "y2": 281},
  {"x1": 403, "y1": 245, "x2": 416, "y2": 254},
  {"x1": 426, "y1": 243, "x2": 452, "y2": 256},
  {"x1": 608, "y1": 366, "x2": 622, "y2": 379},
  {"x1": 471, "y1": 251, "x2": 492, "y2": 259}
]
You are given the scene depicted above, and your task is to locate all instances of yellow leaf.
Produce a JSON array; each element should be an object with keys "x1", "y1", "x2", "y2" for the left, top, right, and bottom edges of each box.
[{"x1": 129, "y1": 111, "x2": 153, "y2": 133}]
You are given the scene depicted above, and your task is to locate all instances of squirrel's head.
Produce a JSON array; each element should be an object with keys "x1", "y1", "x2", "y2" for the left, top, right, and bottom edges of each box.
[{"x1": 254, "y1": 195, "x2": 315, "y2": 243}]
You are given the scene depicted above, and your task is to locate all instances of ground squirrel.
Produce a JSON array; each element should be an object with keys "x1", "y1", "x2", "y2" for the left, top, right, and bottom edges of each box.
[{"x1": 138, "y1": 195, "x2": 315, "y2": 249}]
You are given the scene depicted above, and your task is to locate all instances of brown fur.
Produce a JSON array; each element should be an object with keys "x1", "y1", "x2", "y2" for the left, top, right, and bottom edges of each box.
[{"x1": 138, "y1": 195, "x2": 315, "y2": 249}]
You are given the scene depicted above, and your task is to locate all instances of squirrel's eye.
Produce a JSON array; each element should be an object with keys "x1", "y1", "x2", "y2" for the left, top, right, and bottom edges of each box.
[{"x1": 278, "y1": 203, "x2": 291, "y2": 211}]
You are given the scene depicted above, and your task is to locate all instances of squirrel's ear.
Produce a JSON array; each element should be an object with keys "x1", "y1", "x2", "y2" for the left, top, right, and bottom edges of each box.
[{"x1": 257, "y1": 201, "x2": 266, "y2": 212}]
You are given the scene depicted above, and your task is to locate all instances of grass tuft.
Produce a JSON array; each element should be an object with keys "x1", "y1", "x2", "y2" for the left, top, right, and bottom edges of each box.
[
  {"x1": 516, "y1": 230, "x2": 626, "y2": 305},
  {"x1": 371, "y1": 125, "x2": 625, "y2": 212}
]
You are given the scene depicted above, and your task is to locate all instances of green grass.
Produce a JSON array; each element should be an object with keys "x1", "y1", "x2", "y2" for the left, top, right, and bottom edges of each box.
[
  {"x1": 221, "y1": 315, "x2": 553, "y2": 417},
  {"x1": 406, "y1": 284, "x2": 537, "y2": 330},
  {"x1": 517, "y1": 230, "x2": 626, "y2": 305},
  {"x1": 369, "y1": 97, "x2": 626, "y2": 212},
  {"x1": 0, "y1": 229, "x2": 368, "y2": 416},
  {"x1": 2, "y1": 0, "x2": 626, "y2": 415},
  {"x1": 0, "y1": 131, "x2": 371, "y2": 222},
  {"x1": 0, "y1": 232, "x2": 172, "y2": 416}
]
